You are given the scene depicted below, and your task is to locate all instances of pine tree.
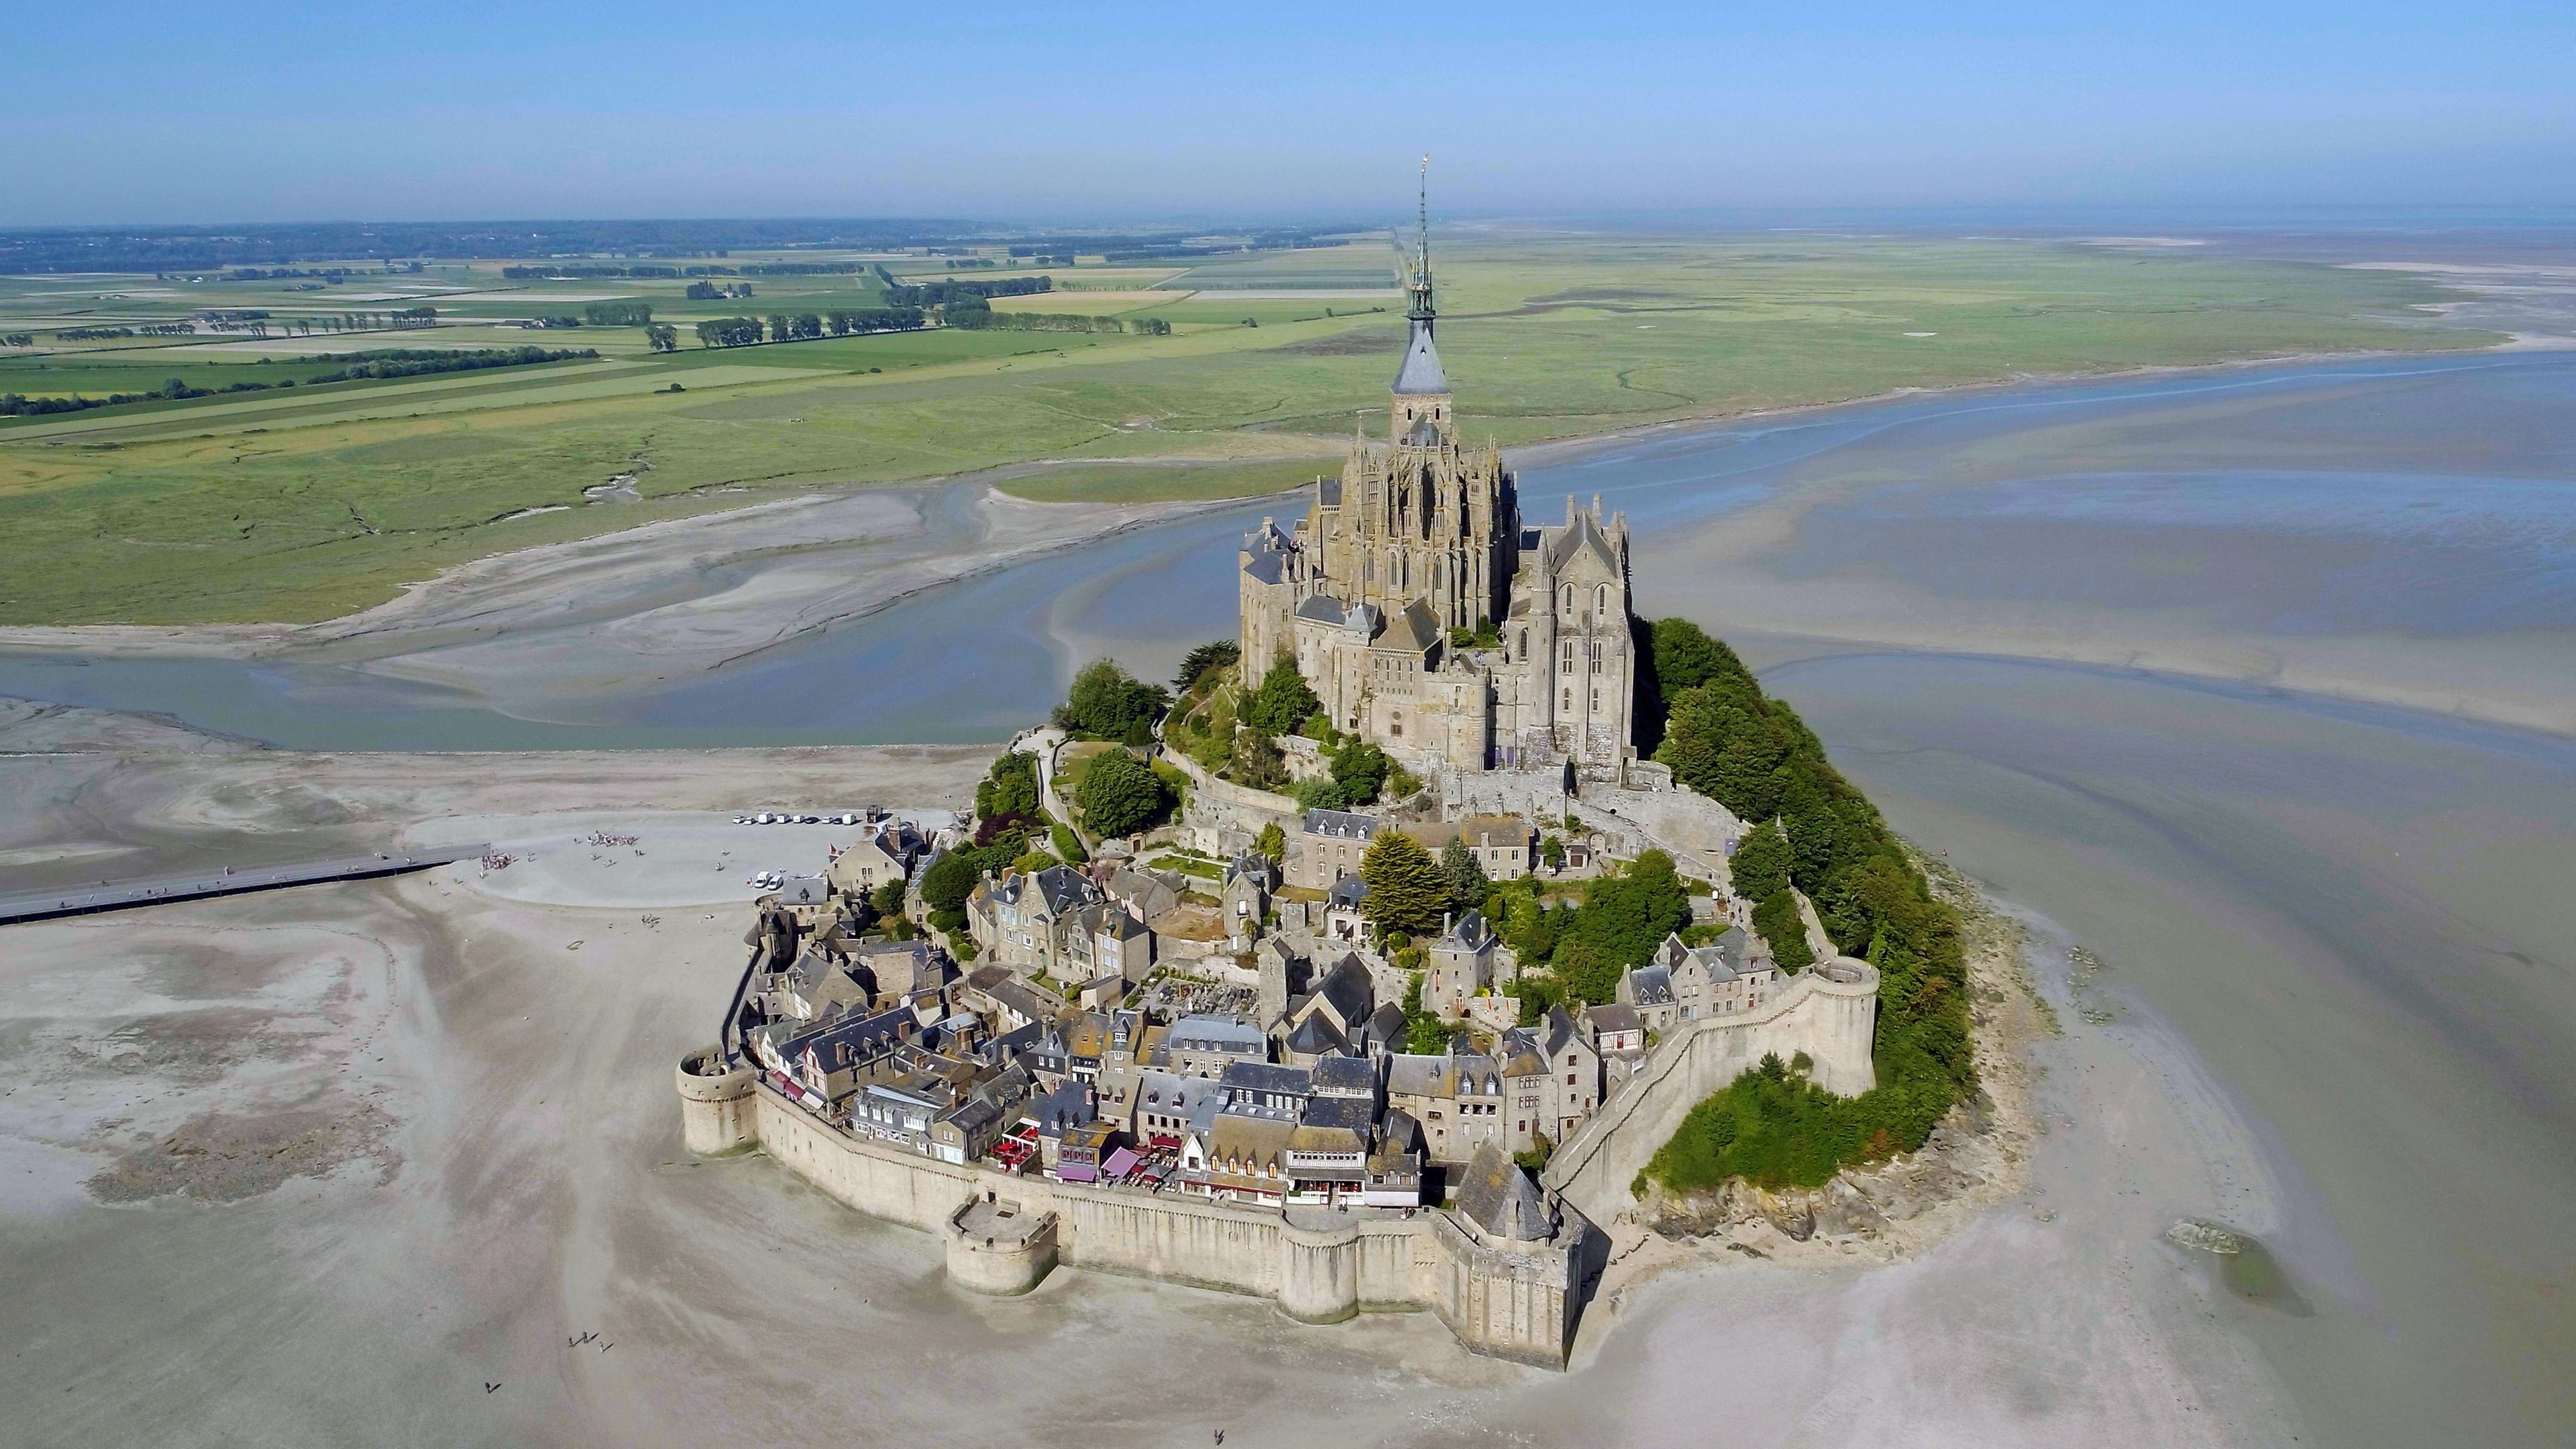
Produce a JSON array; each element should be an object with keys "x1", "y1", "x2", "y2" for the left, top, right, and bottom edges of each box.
[
  {"x1": 1359, "y1": 830, "x2": 1447, "y2": 936},
  {"x1": 1440, "y1": 835, "x2": 1490, "y2": 914}
]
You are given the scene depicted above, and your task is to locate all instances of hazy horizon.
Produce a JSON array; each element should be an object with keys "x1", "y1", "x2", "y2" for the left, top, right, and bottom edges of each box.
[{"x1": 11, "y1": 1, "x2": 2571, "y2": 228}]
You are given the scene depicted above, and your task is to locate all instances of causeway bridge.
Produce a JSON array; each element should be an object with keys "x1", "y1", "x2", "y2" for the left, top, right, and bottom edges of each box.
[{"x1": 0, "y1": 843, "x2": 492, "y2": 926}]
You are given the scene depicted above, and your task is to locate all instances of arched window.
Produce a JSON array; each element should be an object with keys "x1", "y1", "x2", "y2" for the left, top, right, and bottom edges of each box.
[
  {"x1": 1518, "y1": 629, "x2": 1529, "y2": 657},
  {"x1": 1561, "y1": 584, "x2": 1574, "y2": 614},
  {"x1": 1597, "y1": 583, "x2": 1611, "y2": 615}
]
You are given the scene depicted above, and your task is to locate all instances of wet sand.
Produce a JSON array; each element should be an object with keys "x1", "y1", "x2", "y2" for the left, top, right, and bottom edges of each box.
[{"x1": 1, "y1": 703, "x2": 2316, "y2": 1448}]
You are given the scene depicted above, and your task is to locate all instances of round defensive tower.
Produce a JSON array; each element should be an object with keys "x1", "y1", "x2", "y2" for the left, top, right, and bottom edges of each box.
[
  {"x1": 1277, "y1": 1212, "x2": 1362, "y2": 1324},
  {"x1": 945, "y1": 1198, "x2": 1059, "y2": 1296},
  {"x1": 1806, "y1": 957, "x2": 1882, "y2": 1097},
  {"x1": 676, "y1": 1047, "x2": 758, "y2": 1156}
]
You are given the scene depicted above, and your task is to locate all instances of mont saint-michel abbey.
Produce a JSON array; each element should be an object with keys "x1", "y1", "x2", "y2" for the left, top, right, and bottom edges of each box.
[{"x1": 1238, "y1": 203, "x2": 1638, "y2": 779}]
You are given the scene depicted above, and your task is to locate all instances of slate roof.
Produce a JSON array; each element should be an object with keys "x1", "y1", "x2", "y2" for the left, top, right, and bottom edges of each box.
[
  {"x1": 1436, "y1": 910, "x2": 1494, "y2": 953},
  {"x1": 1283, "y1": 1012, "x2": 1351, "y2": 1059},
  {"x1": 1379, "y1": 597, "x2": 1440, "y2": 654},
  {"x1": 1028, "y1": 863, "x2": 1099, "y2": 915},
  {"x1": 1326, "y1": 874, "x2": 1370, "y2": 910},
  {"x1": 1392, "y1": 319, "x2": 1449, "y2": 396},
  {"x1": 1455, "y1": 1142, "x2": 1552, "y2": 1242},
  {"x1": 1168, "y1": 1013, "x2": 1266, "y2": 1056},
  {"x1": 1309, "y1": 954, "x2": 1375, "y2": 1028},
  {"x1": 1544, "y1": 506, "x2": 1621, "y2": 576},
  {"x1": 1627, "y1": 963, "x2": 1675, "y2": 1006},
  {"x1": 1220, "y1": 1059, "x2": 1315, "y2": 1099},
  {"x1": 1587, "y1": 1003, "x2": 1645, "y2": 1038},
  {"x1": 1310, "y1": 1053, "x2": 1380, "y2": 1098},
  {"x1": 1302, "y1": 808, "x2": 1381, "y2": 840}
]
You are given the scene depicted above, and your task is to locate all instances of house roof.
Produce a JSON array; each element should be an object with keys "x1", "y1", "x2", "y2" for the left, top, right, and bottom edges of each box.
[
  {"x1": 1587, "y1": 1003, "x2": 1644, "y2": 1036},
  {"x1": 1167, "y1": 1013, "x2": 1266, "y2": 1055},
  {"x1": 1310, "y1": 953, "x2": 1375, "y2": 1028},
  {"x1": 1379, "y1": 597, "x2": 1440, "y2": 655},
  {"x1": 1327, "y1": 875, "x2": 1370, "y2": 909},
  {"x1": 1302, "y1": 808, "x2": 1381, "y2": 840},
  {"x1": 1436, "y1": 910, "x2": 1493, "y2": 953},
  {"x1": 1627, "y1": 963, "x2": 1675, "y2": 1006},
  {"x1": 1311, "y1": 1053, "x2": 1379, "y2": 1097},
  {"x1": 1283, "y1": 1012, "x2": 1351, "y2": 1058},
  {"x1": 1456, "y1": 1142, "x2": 1552, "y2": 1242},
  {"x1": 1220, "y1": 1059, "x2": 1314, "y2": 1098}
]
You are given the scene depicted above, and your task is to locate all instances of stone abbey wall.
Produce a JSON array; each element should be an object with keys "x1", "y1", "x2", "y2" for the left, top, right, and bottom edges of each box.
[
  {"x1": 1543, "y1": 958, "x2": 1880, "y2": 1226},
  {"x1": 696, "y1": 1071, "x2": 1581, "y2": 1368}
]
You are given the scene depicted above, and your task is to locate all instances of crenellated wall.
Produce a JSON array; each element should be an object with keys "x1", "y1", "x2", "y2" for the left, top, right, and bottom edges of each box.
[
  {"x1": 1542, "y1": 958, "x2": 1879, "y2": 1226},
  {"x1": 719, "y1": 1071, "x2": 1579, "y2": 1366}
]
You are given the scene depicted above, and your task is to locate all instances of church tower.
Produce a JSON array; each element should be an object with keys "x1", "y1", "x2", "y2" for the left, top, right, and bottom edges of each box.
[{"x1": 1390, "y1": 157, "x2": 1453, "y2": 442}]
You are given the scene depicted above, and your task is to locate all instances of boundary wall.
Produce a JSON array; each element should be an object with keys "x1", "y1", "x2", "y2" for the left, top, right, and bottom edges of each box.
[
  {"x1": 708, "y1": 1074, "x2": 1580, "y2": 1368},
  {"x1": 1542, "y1": 958, "x2": 1878, "y2": 1226}
]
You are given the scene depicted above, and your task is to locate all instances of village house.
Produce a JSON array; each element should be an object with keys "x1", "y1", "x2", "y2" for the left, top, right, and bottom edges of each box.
[
  {"x1": 1387, "y1": 1042, "x2": 1509, "y2": 1165},
  {"x1": 1165, "y1": 1013, "x2": 1269, "y2": 1079},
  {"x1": 1650, "y1": 928, "x2": 1777, "y2": 1020},
  {"x1": 1536, "y1": 1006, "x2": 1601, "y2": 1142},
  {"x1": 826, "y1": 818, "x2": 930, "y2": 900},
  {"x1": 1423, "y1": 909, "x2": 1502, "y2": 1020},
  {"x1": 1288, "y1": 808, "x2": 1380, "y2": 891},
  {"x1": 1222, "y1": 854, "x2": 1278, "y2": 949},
  {"x1": 1407, "y1": 814, "x2": 1538, "y2": 879},
  {"x1": 1615, "y1": 959, "x2": 1678, "y2": 1033}
]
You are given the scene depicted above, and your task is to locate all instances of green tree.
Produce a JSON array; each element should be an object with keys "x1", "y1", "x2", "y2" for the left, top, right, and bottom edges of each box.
[
  {"x1": 1077, "y1": 749, "x2": 1171, "y2": 839},
  {"x1": 1231, "y1": 727, "x2": 1289, "y2": 791},
  {"x1": 918, "y1": 851, "x2": 979, "y2": 916},
  {"x1": 1359, "y1": 830, "x2": 1448, "y2": 936},
  {"x1": 1727, "y1": 820, "x2": 1793, "y2": 905},
  {"x1": 1050, "y1": 822, "x2": 1089, "y2": 865},
  {"x1": 1055, "y1": 659, "x2": 1168, "y2": 741},
  {"x1": 1172, "y1": 639, "x2": 1240, "y2": 692},
  {"x1": 1440, "y1": 835, "x2": 1490, "y2": 914},
  {"x1": 1254, "y1": 821, "x2": 1287, "y2": 864},
  {"x1": 1402, "y1": 972, "x2": 1450, "y2": 1053},
  {"x1": 1553, "y1": 849, "x2": 1691, "y2": 1001},
  {"x1": 867, "y1": 879, "x2": 907, "y2": 920},
  {"x1": 1247, "y1": 655, "x2": 1321, "y2": 737},
  {"x1": 1291, "y1": 775, "x2": 1348, "y2": 811},
  {"x1": 975, "y1": 750, "x2": 1041, "y2": 823},
  {"x1": 1752, "y1": 890, "x2": 1815, "y2": 972},
  {"x1": 1330, "y1": 739, "x2": 1389, "y2": 804}
]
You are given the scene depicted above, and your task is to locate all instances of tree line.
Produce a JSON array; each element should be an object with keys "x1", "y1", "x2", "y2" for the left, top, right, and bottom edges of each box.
[
  {"x1": 1, "y1": 345, "x2": 594, "y2": 418},
  {"x1": 691, "y1": 309, "x2": 926, "y2": 347},
  {"x1": 949, "y1": 310, "x2": 1165, "y2": 335},
  {"x1": 885, "y1": 276, "x2": 1053, "y2": 307}
]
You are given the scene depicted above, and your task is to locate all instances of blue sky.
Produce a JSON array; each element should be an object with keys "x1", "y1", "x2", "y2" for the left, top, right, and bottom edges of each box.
[{"x1": 6, "y1": 0, "x2": 2571, "y2": 225}]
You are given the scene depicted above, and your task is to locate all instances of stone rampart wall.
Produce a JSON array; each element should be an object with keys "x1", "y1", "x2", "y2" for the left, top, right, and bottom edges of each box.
[
  {"x1": 739, "y1": 1081, "x2": 1578, "y2": 1365},
  {"x1": 1542, "y1": 959, "x2": 1879, "y2": 1226},
  {"x1": 1162, "y1": 745, "x2": 1301, "y2": 830}
]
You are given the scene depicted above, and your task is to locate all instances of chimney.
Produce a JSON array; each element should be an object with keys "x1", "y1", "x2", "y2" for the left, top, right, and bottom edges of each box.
[{"x1": 1592, "y1": 492, "x2": 1603, "y2": 519}]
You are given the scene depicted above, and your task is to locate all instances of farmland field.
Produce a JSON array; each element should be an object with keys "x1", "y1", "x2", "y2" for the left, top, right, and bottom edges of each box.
[{"x1": 0, "y1": 233, "x2": 2496, "y2": 625}]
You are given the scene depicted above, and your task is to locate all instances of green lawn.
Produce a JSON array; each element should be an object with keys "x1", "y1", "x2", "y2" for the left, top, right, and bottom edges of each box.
[{"x1": 0, "y1": 233, "x2": 2496, "y2": 626}]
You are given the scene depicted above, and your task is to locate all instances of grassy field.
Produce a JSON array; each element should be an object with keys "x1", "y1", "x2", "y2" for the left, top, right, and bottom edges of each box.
[{"x1": 0, "y1": 234, "x2": 2493, "y2": 626}]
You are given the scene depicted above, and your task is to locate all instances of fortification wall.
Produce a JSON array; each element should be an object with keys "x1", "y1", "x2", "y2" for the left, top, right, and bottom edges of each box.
[
  {"x1": 731, "y1": 1077, "x2": 1576, "y2": 1364},
  {"x1": 1542, "y1": 959, "x2": 1879, "y2": 1227},
  {"x1": 1163, "y1": 745, "x2": 1300, "y2": 830}
]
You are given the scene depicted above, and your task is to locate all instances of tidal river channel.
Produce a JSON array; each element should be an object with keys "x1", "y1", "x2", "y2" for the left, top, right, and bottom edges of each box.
[{"x1": 6, "y1": 350, "x2": 2576, "y2": 1442}]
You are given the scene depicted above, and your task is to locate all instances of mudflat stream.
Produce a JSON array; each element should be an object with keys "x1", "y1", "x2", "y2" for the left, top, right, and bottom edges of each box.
[{"x1": 5, "y1": 347, "x2": 2575, "y2": 1443}]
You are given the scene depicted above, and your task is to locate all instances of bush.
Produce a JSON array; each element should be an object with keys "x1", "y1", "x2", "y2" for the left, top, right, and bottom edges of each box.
[
  {"x1": 1050, "y1": 822, "x2": 1088, "y2": 864},
  {"x1": 1752, "y1": 890, "x2": 1815, "y2": 972}
]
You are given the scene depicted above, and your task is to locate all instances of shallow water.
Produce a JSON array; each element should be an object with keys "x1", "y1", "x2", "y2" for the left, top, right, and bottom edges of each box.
[{"x1": 5, "y1": 345, "x2": 2575, "y2": 1442}]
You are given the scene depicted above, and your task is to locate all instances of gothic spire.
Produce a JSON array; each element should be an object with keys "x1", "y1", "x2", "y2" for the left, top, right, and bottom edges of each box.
[{"x1": 1408, "y1": 154, "x2": 1436, "y2": 323}]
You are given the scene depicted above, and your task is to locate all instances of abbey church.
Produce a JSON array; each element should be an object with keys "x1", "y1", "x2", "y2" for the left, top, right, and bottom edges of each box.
[{"x1": 1237, "y1": 182, "x2": 1638, "y2": 779}]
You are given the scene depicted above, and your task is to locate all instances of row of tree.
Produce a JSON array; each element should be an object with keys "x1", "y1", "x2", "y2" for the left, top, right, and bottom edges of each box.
[
  {"x1": 582, "y1": 301, "x2": 651, "y2": 327},
  {"x1": 690, "y1": 309, "x2": 929, "y2": 348},
  {"x1": 885, "y1": 276, "x2": 1053, "y2": 308},
  {"x1": 0, "y1": 346, "x2": 596, "y2": 418},
  {"x1": 949, "y1": 311, "x2": 1169, "y2": 335}
]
